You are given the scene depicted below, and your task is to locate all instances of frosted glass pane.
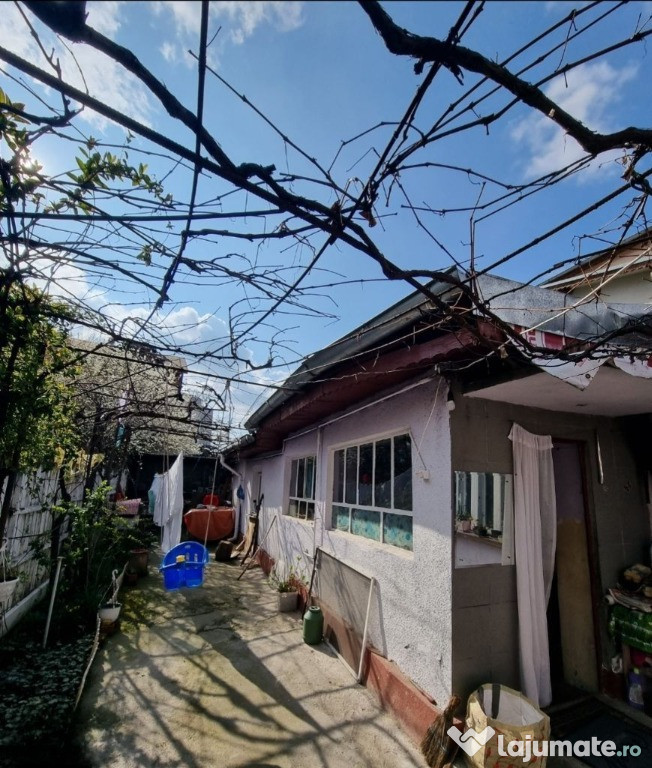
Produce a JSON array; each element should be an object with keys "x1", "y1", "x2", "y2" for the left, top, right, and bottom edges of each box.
[
  {"x1": 383, "y1": 512, "x2": 413, "y2": 551},
  {"x1": 351, "y1": 508, "x2": 380, "y2": 541},
  {"x1": 332, "y1": 504, "x2": 350, "y2": 531}
]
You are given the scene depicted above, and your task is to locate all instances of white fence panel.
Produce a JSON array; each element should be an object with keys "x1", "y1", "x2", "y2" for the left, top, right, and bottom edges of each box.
[{"x1": 1, "y1": 468, "x2": 84, "y2": 627}]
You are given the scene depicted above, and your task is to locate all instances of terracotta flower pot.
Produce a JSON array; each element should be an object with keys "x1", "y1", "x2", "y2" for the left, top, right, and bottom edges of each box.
[{"x1": 128, "y1": 548, "x2": 149, "y2": 577}]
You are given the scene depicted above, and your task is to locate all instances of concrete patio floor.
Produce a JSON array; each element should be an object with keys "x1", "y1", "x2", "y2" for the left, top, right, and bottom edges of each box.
[{"x1": 74, "y1": 552, "x2": 426, "y2": 768}]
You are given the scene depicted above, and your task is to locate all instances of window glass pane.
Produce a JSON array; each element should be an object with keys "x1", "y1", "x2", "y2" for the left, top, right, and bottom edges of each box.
[
  {"x1": 288, "y1": 499, "x2": 298, "y2": 518},
  {"x1": 296, "y1": 458, "x2": 305, "y2": 499},
  {"x1": 306, "y1": 502, "x2": 315, "y2": 521},
  {"x1": 345, "y1": 446, "x2": 358, "y2": 505},
  {"x1": 333, "y1": 449, "x2": 344, "y2": 503},
  {"x1": 332, "y1": 504, "x2": 350, "y2": 531},
  {"x1": 374, "y1": 439, "x2": 391, "y2": 508},
  {"x1": 358, "y1": 443, "x2": 373, "y2": 506},
  {"x1": 351, "y1": 508, "x2": 381, "y2": 541},
  {"x1": 383, "y1": 512, "x2": 413, "y2": 551},
  {"x1": 393, "y1": 433, "x2": 412, "y2": 511},
  {"x1": 305, "y1": 456, "x2": 315, "y2": 500},
  {"x1": 298, "y1": 500, "x2": 306, "y2": 519},
  {"x1": 290, "y1": 459, "x2": 298, "y2": 498}
]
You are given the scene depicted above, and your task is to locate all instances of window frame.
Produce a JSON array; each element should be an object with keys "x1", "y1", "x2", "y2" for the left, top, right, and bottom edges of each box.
[
  {"x1": 329, "y1": 429, "x2": 414, "y2": 550},
  {"x1": 286, "y1": 455, "x2": 316, "y2": 522}
]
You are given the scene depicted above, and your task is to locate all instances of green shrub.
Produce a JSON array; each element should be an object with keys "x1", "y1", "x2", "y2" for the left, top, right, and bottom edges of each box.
[{"x1": 0, "y1": 629, "x2": 94, "y2": 747}]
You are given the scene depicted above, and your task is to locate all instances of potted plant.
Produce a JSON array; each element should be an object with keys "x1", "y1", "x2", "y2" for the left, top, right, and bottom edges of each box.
[
  {"x1": 127, "y1": 517, "x2": 157, "y2": 577},
  {"x1": 98, "y1": 567, "x2": 122, "y2": 626},
  {"x1": 98, "y1": 601, "x2": 122, "y2": 622},
  {"x1": 128, "y1": 548, "x2": 148, "y2": 577},
  {"x1": 269, "y1": 565, "x2": 299, "y2": 612},
  {"x1": 456, "y1": 512, "x2": 472, "y2": 533}
]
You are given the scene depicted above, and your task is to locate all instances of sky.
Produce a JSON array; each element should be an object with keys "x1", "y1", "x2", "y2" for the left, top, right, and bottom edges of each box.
[{"x1": 1, "y1": 0, "x2": 651, "y2": 435}]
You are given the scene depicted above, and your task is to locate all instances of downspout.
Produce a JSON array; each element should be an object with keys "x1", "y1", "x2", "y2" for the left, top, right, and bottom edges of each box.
[
  {"x1": 314, "y1": 426, "x2": 324, "y2": 557},
  {"x1": 219, "y1": 454, "x2": 242, "y2": 541}
]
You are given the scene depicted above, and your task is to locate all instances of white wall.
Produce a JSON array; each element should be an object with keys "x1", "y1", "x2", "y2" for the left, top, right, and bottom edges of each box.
[
  {"x1": 570, "y1": 271, "x2": 652, "y2": 304},
  {"x1": 239, "y1": 377, "x2": 454, "y2": 704}
]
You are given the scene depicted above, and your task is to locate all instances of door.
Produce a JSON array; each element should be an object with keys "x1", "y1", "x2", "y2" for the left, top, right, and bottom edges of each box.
[{"x1": 549, "y1": 441, "x2": 598, "y2": 700}]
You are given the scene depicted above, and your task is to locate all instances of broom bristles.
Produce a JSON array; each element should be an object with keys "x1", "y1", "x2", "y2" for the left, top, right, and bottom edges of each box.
[{"x1": 420, "y1": 694, "x2": 461, "y2": 768}]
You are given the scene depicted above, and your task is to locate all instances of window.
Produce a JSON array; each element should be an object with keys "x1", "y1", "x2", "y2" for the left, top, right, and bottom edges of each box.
[
  {"x1": 453, "y1": 470, "x2": 514, "y2": 568},
  {"x1": 331, "y1": 433, "x2": 413, "y2": 550},
  {"x1": 287, "y1": 456, "x2": 316, "y2": 521}
]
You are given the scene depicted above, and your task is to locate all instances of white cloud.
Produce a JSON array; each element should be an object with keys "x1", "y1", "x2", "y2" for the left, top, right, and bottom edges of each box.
[
  {"x1": 27, "y1": 257, "x2": 107, "y2": 306},
  {"x1": 1, "y1": 2, "x2": 153, "y2": 129},
  {"x1": 106, "y1": 304, "x2": 216, "y2": 346},
  {"x1": 160, "y1": 41, "x2": 178, "y2": 63},
  {"x1": 153, "y1": 1, "x2": 304, "y2": 66},
  {"x1": 154, "y1": 1, "x2": 202, "y2": 36},
  {"x1": 87, "y1": 1, "x2": 123, "y2": 36},
  {"x1": 213, "y1": 1, "x2": 304, "y2": 44},
  {"x1": 510, "y1": 61, "x2": 638, "y2": 179}
]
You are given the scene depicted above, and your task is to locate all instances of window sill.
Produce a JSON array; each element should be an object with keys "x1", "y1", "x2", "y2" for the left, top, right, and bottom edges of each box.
[
  {"x1": 327, "y1": 527, "x2": 414, "y2": 558},
  {"x1": 456, "y1": 531, "x2": 502, "y2": 548},
  {"x1": 283, "y1": 515, "x2": 314, "y2": 527}
]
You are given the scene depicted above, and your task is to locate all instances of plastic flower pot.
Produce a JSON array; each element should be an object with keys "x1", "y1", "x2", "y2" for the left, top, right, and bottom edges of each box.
[
  {"x1": 98, "y1": 603, "x2": 122, "y2": 622},
  {"x1": 277, "y1": 591, "x2": 298, "y2": 612}
]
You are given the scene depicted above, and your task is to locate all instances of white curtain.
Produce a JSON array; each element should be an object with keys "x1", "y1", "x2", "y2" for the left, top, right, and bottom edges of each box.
[
  {"x1": 156, "y1": 453, "x2": 184, "y2": 554},
  {"x1": 509, "y1": 424, "x2": 557, "y2": 707}
]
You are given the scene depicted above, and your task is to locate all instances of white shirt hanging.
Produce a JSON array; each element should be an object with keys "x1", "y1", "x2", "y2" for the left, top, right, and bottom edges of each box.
[{"x1": 156, "y1": 454, "x2": 184, "y2": 554}]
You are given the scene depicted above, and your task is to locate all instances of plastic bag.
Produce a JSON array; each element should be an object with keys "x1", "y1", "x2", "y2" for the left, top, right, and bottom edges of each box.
[{"x1": 464, "y1": 684, "x2": 550, "y2": 768}]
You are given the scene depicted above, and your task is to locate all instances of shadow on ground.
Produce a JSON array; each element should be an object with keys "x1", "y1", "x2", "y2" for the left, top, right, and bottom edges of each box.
[{"x1": 71, "y1": 549, "x2": 425, "y2": 768}]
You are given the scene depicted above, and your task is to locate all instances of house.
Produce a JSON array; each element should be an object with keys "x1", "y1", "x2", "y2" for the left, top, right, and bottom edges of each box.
[
  {"x1": 69, "y1": 338, "x2": 215, "y2": 460},
  {"x1": 543, "y1": 228, "x2": 652, "y2": 304},
  {"x1": 229, "y1": 269, "x2": 652, "y2": 736}
]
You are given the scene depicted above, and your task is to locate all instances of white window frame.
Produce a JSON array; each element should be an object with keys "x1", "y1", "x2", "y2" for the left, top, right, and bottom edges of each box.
[
  {"x1": 329, "y1": 430, "x2": 413, "y2": 549},
  {"x1": 286, "y1": 455, "x2": 316, "y2": 521}
]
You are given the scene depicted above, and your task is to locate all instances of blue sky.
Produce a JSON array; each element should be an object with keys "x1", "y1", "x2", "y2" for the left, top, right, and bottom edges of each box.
[{"x1": 2, "y1": 1, "x2": 651, "y2": 430}]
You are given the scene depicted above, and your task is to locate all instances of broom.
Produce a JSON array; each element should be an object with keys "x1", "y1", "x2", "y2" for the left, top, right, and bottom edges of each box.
[{"x1": 420, "y1": 694, "x2": 461, "y2": 768}]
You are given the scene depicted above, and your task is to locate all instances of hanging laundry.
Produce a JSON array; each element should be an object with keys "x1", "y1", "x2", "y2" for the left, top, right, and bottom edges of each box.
[
  {"x1": 149, "y1": 473, "x2": 163, "y2": 521},
  {"x1": 156, "y1": 454, "x2": 184, "y2": 554}
]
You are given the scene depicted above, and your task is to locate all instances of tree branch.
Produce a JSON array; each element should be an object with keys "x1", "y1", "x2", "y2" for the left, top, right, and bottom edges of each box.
[{"x1": 359, "y1": 0, "x2": 652, "y2": 156}]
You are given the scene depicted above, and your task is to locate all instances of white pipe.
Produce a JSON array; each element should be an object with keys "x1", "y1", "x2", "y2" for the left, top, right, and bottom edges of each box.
[
  {"x1": 282, "y1": 376, "x2": 434, "y2": 447},
  {"x1": 219, "y1": 454, "x2": 241, "y2": 478},
  {"x1": 314, "y1": 426, "x2": 323, "y2": 556},
  {"x1": 357, "y1": 576, "x2": 376, "y2": 683},
  {"x1": 43, "y1": 556, "x2": 63, "y2": 649},
  {"x1": 219, "y1": 454, "x2": 242, "y2": 541}
]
